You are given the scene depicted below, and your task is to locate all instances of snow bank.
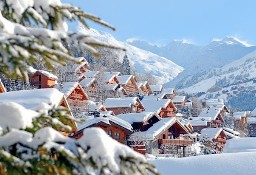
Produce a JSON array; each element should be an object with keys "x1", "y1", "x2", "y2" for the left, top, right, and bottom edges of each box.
[
  {"x1": 223, "y1": 137, "x2": 256, "y2": 153},
  {"x1": 149, "y1": 152, "x2": 256, "y2": 175}
]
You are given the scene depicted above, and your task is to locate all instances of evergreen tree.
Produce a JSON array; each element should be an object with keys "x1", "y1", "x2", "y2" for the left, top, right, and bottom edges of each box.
[{"x1": 121, "y1": 54, "x2": 132, "y2": 75}]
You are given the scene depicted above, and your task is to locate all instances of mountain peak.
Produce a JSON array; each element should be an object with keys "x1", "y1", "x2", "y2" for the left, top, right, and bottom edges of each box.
[{"x1": 211, "y1": 37, "x2": 253, "y2": 47}]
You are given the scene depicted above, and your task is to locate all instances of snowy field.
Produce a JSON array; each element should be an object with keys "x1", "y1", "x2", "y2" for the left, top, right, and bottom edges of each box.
[{"x1": 149, "y1": 152, "x2": 256, "y2": 175}]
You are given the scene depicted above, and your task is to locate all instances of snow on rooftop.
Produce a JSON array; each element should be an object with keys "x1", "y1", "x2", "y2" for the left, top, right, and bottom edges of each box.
[
  {"x1": 37, "y1": 70, "x2": 58, "y2": 80},
  {"x1": 149, "y1": 152, "x2": 256, "y2": 175},
  {"x1": 142, "y1": 99, "x2": 171, "y2": 114},
  {"x1": 58, "y1": 82, "x2": 79, "y2": 97},
  {"x1": 77, "y1": 114, "x2": 133, "y2": 132},
  {"x1": 102, "y1": 72, "x2": 120, "y2": 83},
  {"x1": 198, "y1": 106, "x2": 221, "y2": 120},
  {"x1": 0, "y1": 88, "x2": 64, "y2": 110},
  {"x1": 0, "y1": 102, "x2": 39, "y2": 131},
  {"x1": 233, "y1": 111, "x2": 246, "y2": 120},
  {"x1": 172, "y1": 96, "x2": 186, "y2": 103},
  {"x1": 143, "y1": 118, "x2": 176, "y2": 140},
  {"x1": 117, "y1": 112, "x2": 158, "y2": 124},
  {"x1": 105, "y1": 97, "x2": 139, "y2": 108},
  {"x1": 83, "y1": 70, "x2": 99, "y2": 78},
  {"x1": 117, "y1": 75, "x2": 133, "y2": 85},
  {"x1": 104, "y1": 84, "x2": 119, "y2": 91},
  {"x1": 205, "y1": 98, "x2": 225, "y2": 106},
  {"x1": 247, "y1": 117, "x2": 256, "y2": 124},
  {"x1": 80, "y1": 78, "x2": 96, "y2": 88},
  {"x1": 200, "y1": 128, "x2": 223, "y2": 140},
  {"x1": 150, "y1": 85, "x2": 163, "y2": 92},
  {"x1": 223, "y1": 137, "x2": 256, "y2": 153}
]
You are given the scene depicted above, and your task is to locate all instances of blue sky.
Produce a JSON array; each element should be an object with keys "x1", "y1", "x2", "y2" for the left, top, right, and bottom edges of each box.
[{"x1": 63, "y1": 0, "x2": 256, "y2": 45}]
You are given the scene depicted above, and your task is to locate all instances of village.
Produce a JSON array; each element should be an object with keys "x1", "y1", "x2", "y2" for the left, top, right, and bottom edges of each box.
[{"x1": 1, "y1": 56, "x2": 255, "y2": 158}]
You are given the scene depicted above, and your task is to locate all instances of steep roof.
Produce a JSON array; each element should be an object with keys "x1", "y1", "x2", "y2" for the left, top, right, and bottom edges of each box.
[
  {"x1": 102, "y1": 72, "x2": 120, "y2": 83},
  {"x1": 80, "y1": 78, "x2": 96, "y2": 88},
  {"x1": 58, "y1": 82, "x2": 79, "y2": 97},
  {"x1": 150, "y1": 85, "x2": 163, "y2": 92},
  {"x1": 83, "y1": 71, "x2": 99, "y2": 78},
  {"x1": 77, "y1": 114, "x2": 133, "y2": 132},
  {"x1": 188, "y1": 117, "x2": 212, "y2": 126},
  {"x1": 198, "y1": 106, "x2": 222, "y2": 120},
  {"x1": 142, "y1": 98, "x2": 174, "y2": 114},
  {"x1": 105, "y1": 97, "x2": 141, "y2": 108},
  {"x1": 172, "y1": 96, "x2": 186, "y2": 103},
  {"x1": 200, "y1": 128, "x2": 224, "y2": 140},
  {"x1": 117, "y1": 112, "x2": 160, "y2": 124},
  {"x1": 0, "y1": 88, "x2": 65, "y2": 110},
  {"x1": 233, "y1": 111, "x2": 247, "y2": 120},
  {"x1": 117, "y1": 75, "x2": 133, "y2": 85}
]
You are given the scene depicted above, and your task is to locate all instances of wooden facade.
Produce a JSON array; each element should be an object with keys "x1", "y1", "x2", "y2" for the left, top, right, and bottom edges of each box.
[
  {"x1": 0, "y1": 80, "x2": 6, "y2": 93},
  {"x1": 117, "y1": 75, "x2": 139, "y2": 96},
  {"x1": 159, "y1": 101, "x2": 177, "y2": 118},
  {"x1": 30, "y1": 71, "x2": 57, "y2": 88},
  {"x1": 137, "y1": 81, "x2": 152, "y2": 96}
]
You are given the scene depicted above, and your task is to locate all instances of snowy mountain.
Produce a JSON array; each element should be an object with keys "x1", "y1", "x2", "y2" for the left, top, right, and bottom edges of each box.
[
  {"x1": 128, "y1": 37, "x2": 256, "y2": 86},
  {"x1": 179, "y1": 50, "x2": 256, "y2": 110},
  {"x1": 79, "y1": 28, "x2": 183, "y2": 84}
]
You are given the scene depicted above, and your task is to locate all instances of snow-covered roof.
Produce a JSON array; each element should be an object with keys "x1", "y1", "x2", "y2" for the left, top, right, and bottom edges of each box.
[
  {"x1": 233, "y1": 111, "x2": 247, "y2": 120},
  {"x1": 172, "y1": 96, "x2": 186, "y2": 103},
  {"x1": 142, "y1": 99, "x2": 173, "y2": 114},
  {"x1": 188, "y1": 117, "x2": 211, "y2": 126},
  {"x1": 36, "y1": 70, "x2": 58, "y2": 80},
  {"x1": 150, "y1": 85, "x2": 163, "y2": 92},
  {"x1": 117, "y1": 112, "x2": 160, "y2": 124},
  {"x1": 77, "y1": 115, "x2": 133, "y2": 132},
  {"x1": 223, "y1": 127, "x2": 240, "y2": 136},
  {"x1": 200, "y1": 128, "x2": 223, "y2": 140},
  {"x1": 198, "y1": 106, "x2": 222, "y2": 120},
  {"x1": 251, "y1": 107, "x2": 256, "y2": 116},
  {"x1": 223, "y1": 137, "x2": 256, "y2": 153},
  {"x1": 0, "y1": 88, "x2": 65, "y2": 110},
  {"x1": 80, "y1": 78, "x2": 96, "y2": 88},
  {"x1": 117, "y1": 75, "x2": 133, "y2": 85},
  {"x1": 105, "y1": 97, "x2": 140, "y2": 108},
  {"x1": 104, "y1": 84, "x2": 120, "y2": 91},
  {"x1": 143, "y1": 118, "x2": 176, "y2": 140},
  {"x1": 102, "y1": 72, "x2": 120, "y2": 83},
  {"x1": 247, "y1": 117, "x2": 256, "y2": 124},
  {"x1": 58, "y1": 82, "x2": 79, "y2": 97},
  {"x1": 83, "y1": 71, "x2": 99, "y2": 78}
]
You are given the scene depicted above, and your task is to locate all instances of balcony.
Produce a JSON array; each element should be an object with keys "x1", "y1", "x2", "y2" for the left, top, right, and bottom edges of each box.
[{"x1": 158, "y1": 139, "x2": 193, "y2": 146}]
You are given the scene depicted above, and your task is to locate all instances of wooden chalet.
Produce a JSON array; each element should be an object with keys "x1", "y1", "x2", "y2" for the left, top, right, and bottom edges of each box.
[
  {"x1": 72, "y1": 114, "x2": 133, "y2": 144},
  {"x1": 156, "y1": 88, "x2": 176, "y2": 99},
  {"x1": 142, "y1": 98, "x2": 177, "y2": 118},
  {"x1": 0, "y1": 88, "x2": 77, "y2": 133},
  {"x1": 102, "y1": 72, "x2": 120, "y2": 84},
  {"x1": 188, "y1": 117, "x2": 212, "y2": 133},
  {"x1": 66, "y1": 57, "x2": 89, "y2": 74},
  {"x1": 29, "y1": 70, "x2": 58, "y2": 88},
  {"x1": 233, "y1": 111, "x2": 248, "y2": 134},
  {"x1": 136, "y1": 81, "x2": 152, "y2": 96},
  {"x1": 80, "y1": 78, "x2": 97, "y2": 98},
  {"x1": 117, "y1": 75, "x2": 139, "y2": 96},
  {"x1": 0, "y1": 79, "x2": 6, "y2": 93},
  {"x1": 103, "y1": 84, "x2": 128, "y2": 98},
  {"x1": 200, "y1": 128, "x2": 227, "y2": 153},
  {"x1": 172, "y1": 96, "x2": 186, "y2": 110},
  {"x1": 117, "y1": 112, "x2": 161, "y2": 131},
  {"x1": 132, "y1": 118, "x2": 192, "y2": 156},
  {"x1": 149, "y1": 85, "x2": 163, "y2": 95},
  {"x1": 105, "y1": 97, "x2": 145, "y2": 115}
]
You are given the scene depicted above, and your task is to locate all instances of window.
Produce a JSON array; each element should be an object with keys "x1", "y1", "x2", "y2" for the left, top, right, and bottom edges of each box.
[
  {"x1": 114, "y1": 132, "x2": 120, "y2": 139},
  {"x1": 107, "y1": 130, "x2": 112, "y2": 136}
]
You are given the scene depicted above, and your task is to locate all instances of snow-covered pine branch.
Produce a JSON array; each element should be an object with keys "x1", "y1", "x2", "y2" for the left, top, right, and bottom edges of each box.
[{"x1": 0, "y1": 0, "x2": 124, "y2": 78}]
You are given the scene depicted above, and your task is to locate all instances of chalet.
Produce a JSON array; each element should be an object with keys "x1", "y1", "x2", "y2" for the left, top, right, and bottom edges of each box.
[
  {"x1": 136, "y1": 81, "x2": 152, "y2": 96},
  {"x1": 103, "y1": 84, "x2": 127, "y2": 98},
  {"x1": 72, "y1": 114, "x2": 133, "y2": 144},
  {"x1": 200, "y1": 128, "x2": 227, "y2": 153},
  {"x1": 233, "y1": 111, "x2": 248, "y2": 134},
  {"x1": 150, "y1": 85, "x2": 163, "y2": 95},
  {"x1": 198, "y1": 105, "x2": 229, "y2": 128},
  {"x1": 101, "y1": 72, "x2": 120, "y2": 84},
  {"x1": 80, "y1": 78, "x2": 97, "y2": 98},
  {"x1": 117, "y1": 112, "x2": 161, "y2": 131},
  {"x1": 65, "y1": 57, "x2": 89, "y2": 74},
  {"x1": 172, "y1": 96, "x2": 186, "y2": 110},
  {"x1": 0, "y1": 88, "x2": 77, "y2": 133},
  {"x1": 105, "y1": 97, "x2": 145, "y2": 115},
  {"x1": 247, "y1": 117, "x2": 256, "y2": 137},
  {"x1": 142, "y1": 99, "x2": 177, "y2": 118},
  {"x1": 117, "y1": 75, "x2": 139, "y2": 96},
  {"x1": 132, "y1": 118, "x2": 192, "y2": 156},
  {"x1": 0, "y1": 79, "x2": 6, "y2": 93},
  {"x1": 83, "y1": 70, "x2": 99, "y2": 78},
  {"x1": 188, "y1": 117, "x2": 212, "y2": 133},
  {"x1": 155, "y1": 88, "x2": 176, "y2": 99},
  {"x1": 29, "y1": 70, "x2": 58, "y2": 88}
]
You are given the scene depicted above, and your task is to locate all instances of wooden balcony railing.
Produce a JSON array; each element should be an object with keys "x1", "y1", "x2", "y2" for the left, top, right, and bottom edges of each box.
[{"x1": 158, "y1": 139, "x2": 193, "y2": 146}]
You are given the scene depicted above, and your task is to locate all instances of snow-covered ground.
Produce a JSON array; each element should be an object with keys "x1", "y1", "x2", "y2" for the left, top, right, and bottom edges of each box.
[{"x1": 149, "y1": 152, "x2": 256, "y2": 175}]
